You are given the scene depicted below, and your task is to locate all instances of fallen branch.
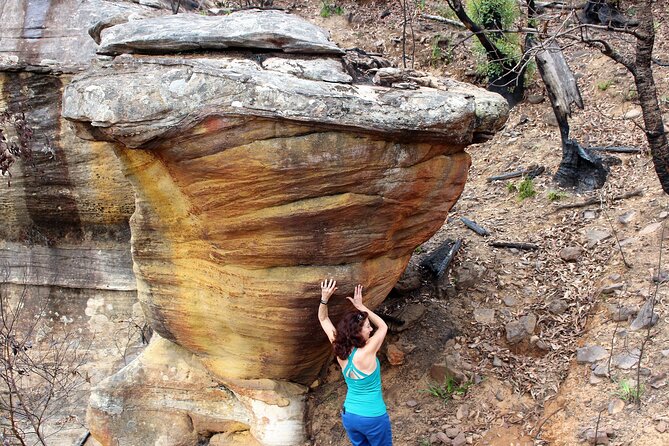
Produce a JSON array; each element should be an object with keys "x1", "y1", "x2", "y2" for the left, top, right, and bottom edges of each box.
[
  {"x1": 487, "y1": 165, "x2": 545, "y2": 182},
  {"x1": 420, "y1": 13, "x2": 466, "y2": 28},
  {"x1": 550, "y1": 189, "x2": 643, "y2": 213},
  {"x1": 489, "y1": 241, "x2": 539, "y2": 250},
  {"x1": 460, "y1": 217, "x2": 490, "y2": 236},
  {"x1": 589, "y1": 146, "x2": 642, "y2": 154},
  {"x1": 532, "y1": 406, "x2": 565, "y2": 440}
]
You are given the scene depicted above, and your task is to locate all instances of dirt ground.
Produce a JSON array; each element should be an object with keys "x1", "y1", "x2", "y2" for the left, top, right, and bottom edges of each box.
[{"x1": 277, "y1": 1, "x2": 669, "y2": 445}]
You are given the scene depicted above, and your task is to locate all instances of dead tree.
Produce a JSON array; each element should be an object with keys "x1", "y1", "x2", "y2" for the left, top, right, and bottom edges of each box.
[{"x1": 534, "y1": 41, "x2": 608, "y2": 190}]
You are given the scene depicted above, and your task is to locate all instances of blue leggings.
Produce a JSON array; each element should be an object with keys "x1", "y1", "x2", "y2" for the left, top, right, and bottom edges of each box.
[{"x1": 341, "y1": 411, "x2": 393, "y2": 446}]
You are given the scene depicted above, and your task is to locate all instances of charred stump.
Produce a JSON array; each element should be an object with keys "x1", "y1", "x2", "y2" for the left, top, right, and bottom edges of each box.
[{"x1": 534, "y1": 41, "x2": 608, "y2": 191}]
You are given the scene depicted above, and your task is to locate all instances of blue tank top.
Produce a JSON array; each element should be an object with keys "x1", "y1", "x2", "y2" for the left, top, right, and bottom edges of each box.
[{"x1": 342, "y1": 347, "x2": 387, "y2": 417}]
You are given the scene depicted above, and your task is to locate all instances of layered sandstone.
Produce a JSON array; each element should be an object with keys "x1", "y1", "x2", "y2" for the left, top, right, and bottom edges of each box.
[{"x1": 61, "y1": 8, "x2": 508, "y2": 446}]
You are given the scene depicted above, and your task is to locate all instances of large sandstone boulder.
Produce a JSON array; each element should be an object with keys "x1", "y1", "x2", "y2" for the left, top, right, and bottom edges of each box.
[{"x1": 61, "y1": 9, "x2": 508, "y2": 445}]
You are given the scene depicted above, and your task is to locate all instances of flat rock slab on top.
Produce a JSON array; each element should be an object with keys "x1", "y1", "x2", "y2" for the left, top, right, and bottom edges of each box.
[{"x1": 97, "y1": 9, "x2": 344, "y2": 56}]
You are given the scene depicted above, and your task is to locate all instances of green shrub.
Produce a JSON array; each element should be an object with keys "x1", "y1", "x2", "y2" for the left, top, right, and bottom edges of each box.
[
  {"x1": 615, "y1": 379, "x2": 644, "y2": 403},
  {"x1": 597, "y1": 79, "x2": 614, "y2": 91},
  {"x1": 466, "y1": 0, "x2": 522, "y2": 82},
  {"x1": 320, "y1": 1, "x2": 344, "y2": 17},
  {"x1": 517, "y1": 177, "x2": 536, "y2": 200},
  {"x1": 547, "y1": 190, "x2": 567, "y2": 202},
  {"x1": 506, "y1": 181, "x2": 518, "y2": 193},
  {"x1": 422, "y1": 377, "x2": 472, "y2": 402}
]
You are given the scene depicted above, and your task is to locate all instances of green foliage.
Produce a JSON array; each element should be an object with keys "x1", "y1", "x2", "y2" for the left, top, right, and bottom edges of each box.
[
  {"x1": 466, "y1": 0, "x2": 523, "y2": 84},
  {"x1": 506, "y1": 181, "x2": 518, "y2": 193},
  {"x1": 615, "y1": 379, "x2": 644, "y2": 403},
  {"x1": 414, "y1": 245, "x2": 424, "y2": 254},
  {"x1": 430, "y1": 35, "x2": 451, "y2": 66},
  {"x1": 417, "y1": 0, "x2": 427, "y2": 11},
  {"x1": 517, "y1": 177, "x2": 536, "y2": 200},
  {"x1": 597, "y1": 79, "x2": 614, "y2": 91},
  {"x1": 435, "y1": 4, "x2": 458, "y2": 20},
  {"x1": 547, "y1": 190, "x2": 568, "y2": 202},
  {"x1": 320, "y1": 1, "x2": 344, "y2": 17},
  {"x1": 423, "y1": 377, "x2": 472, "y2": 402},
  {"x1": 419, "y1": 440, "x2": 432, "y2": 446}
]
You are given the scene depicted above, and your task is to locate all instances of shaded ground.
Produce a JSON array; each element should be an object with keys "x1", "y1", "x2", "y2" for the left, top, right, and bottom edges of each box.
[{"x1": 291, "y1": 1, "x2": 669, "y2": 445}]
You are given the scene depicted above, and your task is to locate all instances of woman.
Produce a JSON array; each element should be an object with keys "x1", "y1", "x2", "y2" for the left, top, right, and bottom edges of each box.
[{"x1": 318, "y1": 279, "x2": 392, "y2": 446}]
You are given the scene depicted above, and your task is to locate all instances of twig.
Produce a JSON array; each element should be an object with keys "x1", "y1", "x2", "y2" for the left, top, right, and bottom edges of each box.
[
  {"x1": 636, "y1": 220, "x2": 664, "y2": 408},
  {"x1": 490, "y1": 241, "x2": 539, "y2": 250},
  {"x1": 533, "y1": 406, "x2": 565, "y2": 440},
  {"x1": 487, "y1": 165, "x2": 545, "y2": 182},
  {"x1": 594, "y1": 408, "x2": 606, "y2": 445},
  {"x1": 589, "y1": 146, "x2": 642, "y2": 154},
  {"x1": 550, "y1": 189, "x2": 643, "y2": 213},
  {"x1": 600, "y1": 193, "x2": 631, "y2": 268},
  {"x1": 460, "y1": 217, "x2": 490, "y2": 236},
  {"x1": 420, "y1": 13, "x2": 466, "y2": 28}
]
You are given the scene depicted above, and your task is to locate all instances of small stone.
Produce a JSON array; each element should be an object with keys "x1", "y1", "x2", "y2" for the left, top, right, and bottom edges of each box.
[
  {"x1": 585, "y1": 428, "x2": 610, "y2": 445},
  {"x1": 520, "y1": 313, "x2": 537, "y2": 334},
  {"x1": 473, "y1": 308, "x2": 495, "y2": 325},
  {"x1": 630, "y1": 298, "x2": 659, "y2": 331},
  {"x1": 445, "y1": 427, "x2": 461, "y2": 438},
  {"x1": 466, "y1": 436, "x2": 473, "y2": 445},
  {"x1": 456, "y1": 404, "x2": 469, "y2": 420},
  {"x1": 406, "y1": 399, "x2": 418, "y2": 407},
  {"x1": 435, "y1": 431, "x2": 451, "y2": 444},
  {"x1": 505, "y1": 320, "x2": 528, "y2": 344},
  {"x1": 606, "y1": 304, "x2": 638, "y2": 322},
  {"x1": 589, "y1": 373, "x2": 603, "y2": 385},
  {"x1": 495, "y1": 390, "x2": 504, "y2": 401},
  {"x1": 583, "y1": 210, "x2": 598, "y2": 220},
  {"x1": 502, "y1": 295, "x2": 517, "y2": 306},
  {"x1": 548, "y1": 299, "x2": 569, "y2": 315},
  {"x1": 608, "y1": 398, "x2": 625, "y2": 414},
  {"x1": 600, "y1": 283, "x2": 624, "y2": 294},
  {"x1": 452, "y1": 432, "x2": 466, "y2": 446},
  {"x1": 652, "y1": 270, "x2": 669, "y2": 283},
  {"x1": 662, "y1": 349, "x2": 669, "y2": 358},
  {"x1": 649, "y1": 372, "x2": 667, "y2": 389},
  {"x1": 560, "y1": 246, "x2": 583, "y2": 262},
  {"x1": 617, "y1": 210, "x2": 637, "y2": 225},
  {"x1": 386, "y1": 344, "x2": 405, "y2": 366},
  {"x1": 492, "y1": 356, "x2": 503, "y2": 367},
  {"x1": 611, "y1": 349, "x2": 640, "y2": 369},
  {"x1": 309, "y1": 379, "x2": 320, "y2": 389},
  {"x1": 593, "y1": 363, "x2": 610, "y2": 377},
  {"x1": 639, "y1": 222, "x2": 662, "y2": 236},
  {"x1": 623, "y1": 109, "x2": 642, "y2": 120},
  {"x1": 584, "y1": 229, "x2": 612, "y2": 248},
  {"x1": 527, "y1": 94, "x2": 545, "y2": 104},
  {"x1": 577, "y1": 345, "x2": 608, "y2": 364},
  {"x1": 657, "y1": 421, "x2": 667, "y2": 433},
  {"x1": 660, "y1": 211, "x2": 669, "y2": 219}
]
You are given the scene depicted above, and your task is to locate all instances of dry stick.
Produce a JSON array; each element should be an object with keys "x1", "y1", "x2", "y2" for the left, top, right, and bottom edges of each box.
[
  {"x1": 533, "y1": 406, "x2": 565, "y2": 441},
  {"x1": 490, "y1": 241, "x2": 539, "y2": 250},
  {"x1": 636, "y1": 220, "x2": 664, "y2": 408},
  {"x1": 607, "y1": 305, "x2": 622, "y2": 382},
  {"x1": 600, "y1": 193, "x2": 632, "y2": 268},
  {"x1": 421, "y1": 13, "x2": 466, "y2": 28},
  {"x1": 550, "y1": 189, "x2": 643, "y2": 213},
  {"x1": 460, "y1": 217, "x2": 490, "y2": 236},
  {"x1": 589, "y1": 146, "x2": 642, "y2": 154},
  {"x1": 594, "y1": 407, "x2": 606, "y2": 445}
]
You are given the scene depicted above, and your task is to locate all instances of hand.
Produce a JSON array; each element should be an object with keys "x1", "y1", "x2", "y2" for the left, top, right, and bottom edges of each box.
[
  {"x1": 320, "y1": 279, "x2": 337, "y2": 303},
  {"x1": 346, "y1": 284, "x2": 364, "y2": 309}
]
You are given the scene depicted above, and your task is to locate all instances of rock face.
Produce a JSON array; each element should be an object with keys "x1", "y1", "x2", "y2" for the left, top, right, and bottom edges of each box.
[{"x1": 60, "y1": 8, "x2": 508, "y2": 446}]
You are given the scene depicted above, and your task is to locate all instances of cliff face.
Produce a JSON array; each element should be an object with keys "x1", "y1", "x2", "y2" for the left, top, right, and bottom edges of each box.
[{"x1": 59, "y1": 8, "x2": 508, "y2": 445}]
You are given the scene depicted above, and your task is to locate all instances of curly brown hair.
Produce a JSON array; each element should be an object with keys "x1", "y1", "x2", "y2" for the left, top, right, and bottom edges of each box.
[{"x1": 333, "y1": 310, "x2": 368, "y2": 360}]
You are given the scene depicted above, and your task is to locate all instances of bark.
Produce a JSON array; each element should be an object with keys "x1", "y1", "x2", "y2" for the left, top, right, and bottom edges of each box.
[{"x1": 631, "y1": 1, "x2": 669, "y2": 194}]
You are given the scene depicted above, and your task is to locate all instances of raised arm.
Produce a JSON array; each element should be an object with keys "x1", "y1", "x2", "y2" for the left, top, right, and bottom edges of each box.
[
  {"x1": 346, "y1": 285, "x2": 388, "y2": 354},
  {"x1": 318, "y1": 279, "x2": 337, "y2": 343}
]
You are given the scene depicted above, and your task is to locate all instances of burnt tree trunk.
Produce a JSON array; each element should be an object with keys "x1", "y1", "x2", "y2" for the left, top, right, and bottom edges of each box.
[
  {"x1": 534, "y1": 41, "x2": 608, "y2": 190},
  {"x1": 632, "y1": 1, "x2": 669, "y2": 193}
]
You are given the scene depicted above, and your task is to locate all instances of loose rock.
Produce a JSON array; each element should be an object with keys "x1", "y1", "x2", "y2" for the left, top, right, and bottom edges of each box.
[
  {"x1": 577, "y1": 345, "x2": 608, "y2": 364},
  {"x1": 560, "y1": 246, "x2": 583, "y2": 262},
  {"x1": 607, "y1": 398, "x2": 624, "y2": 414},
  {"x1": 473, "y1": 308, "x2": 495, "y2": 325},
  {"x1": 584, "y1": 229, "x2": 612, "y2": 248},
  {"x1": 611, "y1": 349, "x2": 640, "y2": 369},
  {"x1": 386, "y1": 344, "x2": 405, "y2": 366},
  {"x1": 630, "y1": 298, "x2": 659, "y2": 331},
  {"x1": 617, "y1": 210, "x2": 637, "y2": 225}
]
